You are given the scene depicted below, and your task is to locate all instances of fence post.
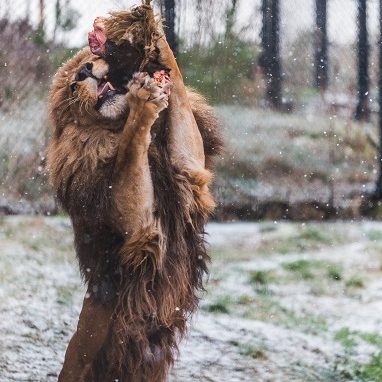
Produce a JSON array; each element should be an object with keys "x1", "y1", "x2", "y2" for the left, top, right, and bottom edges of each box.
[
  {"x1": 355, "y1": 0, "x2": 370, "y2": 121},
  {"x1": 314, "y1": 0, "x2": 328, "y2": 90},
  {"x1": 260, "y1": 0, "x2": 282, "y2": 109},
  {"x1": 375, "y1": 0, "x2": 382, "y2": 198},
  {"x1": 163, "y1": 0, "x2": 178, "y2": 56}
]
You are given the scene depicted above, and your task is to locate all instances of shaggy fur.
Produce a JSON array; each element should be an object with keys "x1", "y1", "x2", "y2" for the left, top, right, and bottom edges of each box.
[{"x1": 46, "y1": 46, "x2": 223, "y2": 381}]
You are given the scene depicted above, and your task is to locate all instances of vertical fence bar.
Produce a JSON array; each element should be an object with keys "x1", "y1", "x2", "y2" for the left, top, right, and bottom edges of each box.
[
  {"x1": 314, "y1": 0, "x2": 328, "y2": 90},
  {"x1": 260, "y1": 0, "x2": 282, "y2": 109},
  {"x1": 375, "y1": 0, "x2": 382, "y2": 198},
  {"x1": 355, "y1": 0, "x2": 370, "y2": 121},
  {"x1": 270, "y1": 0, "x2": 282, "y2": 107},
  {"x1": 164, "y1": 0, "x2": 178, "y2": 56}
]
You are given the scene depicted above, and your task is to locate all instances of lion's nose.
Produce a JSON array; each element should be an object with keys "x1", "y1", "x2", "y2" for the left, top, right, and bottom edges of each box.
[{"x1": 75, "y1": 63, "x2": 94, "y2": 81}]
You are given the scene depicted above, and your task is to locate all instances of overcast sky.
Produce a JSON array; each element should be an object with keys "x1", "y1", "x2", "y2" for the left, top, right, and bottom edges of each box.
[{"x1": 1, "y1": 0, "x2": 380, "y2": 47}]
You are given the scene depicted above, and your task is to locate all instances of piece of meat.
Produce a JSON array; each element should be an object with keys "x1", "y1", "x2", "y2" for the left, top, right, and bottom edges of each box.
[
  {"x1": 153, "y1": 70, "x2": 172, "y2": 96},
  {"x1": 88, "y1": 17, "x2": 107, "y2": 56}
]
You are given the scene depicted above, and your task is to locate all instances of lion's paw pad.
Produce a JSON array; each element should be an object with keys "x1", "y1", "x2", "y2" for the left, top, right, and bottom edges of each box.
[{"x1": 128, "y1": 72, "x2": 171, "y2": 112}]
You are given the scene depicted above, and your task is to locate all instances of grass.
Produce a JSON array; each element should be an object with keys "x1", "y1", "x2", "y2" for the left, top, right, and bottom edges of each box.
[
  {"x1": 355, "y1": 353, "x2": 382, "y2": 381},
  {"x1": 0, "y1": 262, "x2": 13, "y2": 284},
  {"x1": 56, "y1": 284, "x2": 77, "y2": 306},
  {"x1": 237, "y1": 294, "x2": 255, "y2": 305},
  {"x1": 209, "y1": 247, "x2": 256, "y2": 262},
  {"x1": 283, "y1": 310, "x2": 328, "y2": 335},
  {"x1": 20, "y1": 237, "x2": 42, "y2": 251},
  {"x1": 334, "y1": 328, "x2": 382, "y2": 380},
  {"x1": 366, "y1": 229, "x2": 382, "y2": 242},
  {"x1": 249, "y1": 270, "x2": 277, "y2": 289},
  {"x1": 204, "y1": 284, "x2": 328, "y2": 335},
  {"x1": 249, "y1": 270, "x2": 271, "y2": 285},
  {"x1": 3, "y1": 216, "x2": 382, "y2": 381},
  {"x1": 299, "y1": 227, "x2": 329, "y2": 241},
  {"x1": 214, "y1": 105, "x2": 376, "y2": 217},
  {"x1": 204, "y1": 295, "x2": 232, "y2": 314},
  {"x1": 240, "y1": 293, "x2": 328, "y2": 335},
  {"x1": 345, "y1": 275, "x2": 365, "y2": 289},
  {"x1": 257, "y1": 226, "x2": 347, "y2": 256},
  {"x1": 239, "y1": 343, "x2": 268, "y2": 360},
  {"x1": 327, "y1": 265, "x2": 342, "y2": 281},
  {"x1": 335, "y1": 328, "x2": 357, "y2": 349},
  {"x1": 282, "y1": 259, "x2": 322, "y2": 280},
  {"x1": 249, "y1": 270, "x2": 276, "y2": 295}
]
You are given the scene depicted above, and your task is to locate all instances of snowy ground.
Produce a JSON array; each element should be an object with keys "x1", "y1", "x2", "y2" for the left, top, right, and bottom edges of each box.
[{"x1": 2, "y1": 217, "x2": 382, "y2": 381}]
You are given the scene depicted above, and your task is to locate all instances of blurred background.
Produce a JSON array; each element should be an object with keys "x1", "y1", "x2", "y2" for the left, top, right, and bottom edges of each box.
[
  {"x1": 2, "y1": 0, "x2": 382, "y2": 220},
  {"x1": 5, "y1": 1, "x2": 382, "y2": 381}
]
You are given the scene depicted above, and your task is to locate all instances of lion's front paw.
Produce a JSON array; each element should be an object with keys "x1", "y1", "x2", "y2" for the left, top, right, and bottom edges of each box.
[{"x1": 127, "y1": 72, "x2": 171, "y2": 113}]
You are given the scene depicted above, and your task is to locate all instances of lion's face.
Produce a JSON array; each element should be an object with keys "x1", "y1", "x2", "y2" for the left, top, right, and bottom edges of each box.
[{"x1": 69, "y1": 55, "x2": 128, "y2": 120}]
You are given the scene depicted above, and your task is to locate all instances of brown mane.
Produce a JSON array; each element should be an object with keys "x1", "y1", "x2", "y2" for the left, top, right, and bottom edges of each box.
[{"x1": 47, "y1": 48, "x2": 223, "y2": 381}]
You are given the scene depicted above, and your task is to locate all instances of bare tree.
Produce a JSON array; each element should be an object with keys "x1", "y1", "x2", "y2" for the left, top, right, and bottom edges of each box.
[
  {"x1": 355, "y1": 0, "x2": 370, "y2": 121},
  {"x1": 225, "y1": 0, "x2": 238, "y2": 40},
  {"x1": 53, "y1": 0, "x2": 61, "y2": 42},
  {"x1": 260, "y1": 0, "x2": 282, "y2": 109},
  {"x1": 25, "y1": 0, "x2": 31, "y2": 21},
  {"x1": 314, "y1": 0, "x2": 328, "y2": 90},
  {"x1": 163, "y1": 0, "x2": 177, "y2": 55},
  {"x1": 38, "y1": 0, "x2": 45, "y2": 32},
  {"x1": 52, "y1": 0, "x2": 80, "y2": 43}
]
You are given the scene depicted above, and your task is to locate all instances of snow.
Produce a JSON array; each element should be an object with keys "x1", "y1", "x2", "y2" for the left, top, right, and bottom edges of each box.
[{"x1": 1, "y1": 217, "x2": 382, "y2": 381}]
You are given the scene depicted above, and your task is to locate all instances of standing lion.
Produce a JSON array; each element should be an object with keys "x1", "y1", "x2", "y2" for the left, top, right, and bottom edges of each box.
[{"x1": 46, "y1": 3, "x2": 222, "y2": 381}]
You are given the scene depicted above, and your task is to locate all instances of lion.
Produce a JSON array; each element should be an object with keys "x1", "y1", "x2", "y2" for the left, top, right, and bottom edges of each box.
[{"x1": 46, "y1": 11, "x2": 222, "y2": 382}]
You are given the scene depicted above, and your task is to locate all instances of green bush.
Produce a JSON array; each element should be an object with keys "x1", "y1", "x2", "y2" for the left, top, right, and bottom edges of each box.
[{"x1": 178, "y1": 35, "x2": 259, "y2": 104}]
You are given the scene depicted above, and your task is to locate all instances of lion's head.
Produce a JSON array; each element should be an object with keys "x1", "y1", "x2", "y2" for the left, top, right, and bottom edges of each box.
[{"x1": 49, "y1": 48, "x2": 131, "y2": 137}]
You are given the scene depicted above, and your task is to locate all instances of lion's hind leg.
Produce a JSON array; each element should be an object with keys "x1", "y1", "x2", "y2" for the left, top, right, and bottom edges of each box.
[{"x1": 58, "y1": 294, "x2": 114, "y2": 382}]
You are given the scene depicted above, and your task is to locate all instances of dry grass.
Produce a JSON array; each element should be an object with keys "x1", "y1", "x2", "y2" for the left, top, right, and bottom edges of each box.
[{"x1": 214, "y1": 105, "x2": 377, "y2": 210}]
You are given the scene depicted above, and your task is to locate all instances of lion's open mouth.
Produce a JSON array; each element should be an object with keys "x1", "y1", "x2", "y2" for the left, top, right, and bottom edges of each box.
[
  {"x1": 97, "y1": 78, "x2": 115, "y2": 99},
  {"x1": 95, "y1": 76, "x2": 125, "y2": 112}
]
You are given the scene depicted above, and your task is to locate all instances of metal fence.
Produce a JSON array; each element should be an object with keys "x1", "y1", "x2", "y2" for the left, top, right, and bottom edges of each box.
[
  {"x1": 0, "y1": 0, "x2": 380, "y2": 109},
  {"x1": 1, "y1": 0, "x2": 382, "y2": 207}
]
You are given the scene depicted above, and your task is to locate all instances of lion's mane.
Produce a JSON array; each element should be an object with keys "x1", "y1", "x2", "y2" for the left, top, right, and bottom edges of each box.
[{"x1": 47, "y1": 48, "x2": 223, "y2": 381}]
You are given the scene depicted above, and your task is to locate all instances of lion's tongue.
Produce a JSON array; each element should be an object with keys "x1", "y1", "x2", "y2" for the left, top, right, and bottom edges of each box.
[{"x1": 97, "y1": 81, "x2": 114, "y2": 97}]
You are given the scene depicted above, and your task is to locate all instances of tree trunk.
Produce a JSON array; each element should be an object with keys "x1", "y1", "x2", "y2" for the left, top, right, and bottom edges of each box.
[
  {"x1": 163, "y1": 0, "x2": 178, "y2": 56},
  {"x1": 53, "y1": 0, "x2": 61, "y2": 43},
  {"x1": 355, "y1": 0, "x2": 370, "y2": 121},
  {"x1": 374, "y1": 0, "x2": 382, "y2": 198},
  {"x1": 225, "y1": 0, "x2": 238, "y2": 40},
  {"x1": 38, "y1": 0, "x2": 45, "y2": 32},
  {"x1": 25, "y1": 0, "x2": 31, "y2": 21},
  {"x1": 260, "y1": 0, "x2": 282, "y2": 109},
  {"x1": 314, "y1": 0, "x2": 328, "y2": 90}
]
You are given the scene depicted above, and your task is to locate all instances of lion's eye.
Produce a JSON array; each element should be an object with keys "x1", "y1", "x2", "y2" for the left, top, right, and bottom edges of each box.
[
  {"x1": 75, "y1": 72, "x2": 88, "y2": 82},
  {"x1": 75, "y1": 63, "x2": 94, "y2": 82},
  {"x1": 70, "y1": 82, "x2": 78, "y2": 93}
]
